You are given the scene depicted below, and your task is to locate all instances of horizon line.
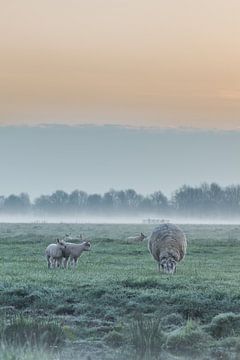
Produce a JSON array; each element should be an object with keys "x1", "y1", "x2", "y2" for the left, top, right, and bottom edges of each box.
[{"x1": 1, "y1": 122, "x2": 240, "y2": 133}]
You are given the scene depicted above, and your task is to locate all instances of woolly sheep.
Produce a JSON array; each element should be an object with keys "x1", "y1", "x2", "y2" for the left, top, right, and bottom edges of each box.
[
  {"x1": 126, "y1": 232, "x2": 147, "y2": 242},
  {"x1": 148, "y1": 223, "x2": 187, "y2": 274},
  {"x1": 62, "y1": 241, "x2": 91, "y2": 268},
  {"x1": 45, "y1": 239, "x2": 66, "y2": 269}
]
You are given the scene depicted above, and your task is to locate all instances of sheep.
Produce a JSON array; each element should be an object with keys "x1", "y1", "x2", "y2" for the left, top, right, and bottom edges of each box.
[
  {"x1": 126, "y1": 232, "x2": 147, "y2": 242},
  {"x1": 62, "y1": 241, "x2": 91, "y2": 268},
  {"x1": 45, "y1": 239, "x2": 66, "y2": 269},
  {"x1": 64, "y1": 233, "x2": 83, "y2": 241},
  {"x1": 148, "y1": 223, "x2": 187, "y2": 274}
]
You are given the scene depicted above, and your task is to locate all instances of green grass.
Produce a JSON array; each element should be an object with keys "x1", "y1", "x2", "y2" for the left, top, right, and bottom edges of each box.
[{"x1": 0, "y1": 223, "x2": 240, "y2": 359}]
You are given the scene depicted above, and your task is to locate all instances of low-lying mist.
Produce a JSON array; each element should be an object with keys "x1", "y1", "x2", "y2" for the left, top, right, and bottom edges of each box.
[{"x1": 1, "y1": 213, "x2": 240, "y2": 225}]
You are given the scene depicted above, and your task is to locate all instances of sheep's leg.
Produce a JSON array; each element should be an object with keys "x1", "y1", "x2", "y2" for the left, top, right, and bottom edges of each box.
[
  {"x1": 158, "y1": 262, "x2": 161, "y2": 272},
  {"x1": 53, "y1": 258, "x2": 58, "y2": 269},
  {"x1": 73, "y1": 258, "x2": 78, "y2": 269},
  {"x1": 47, "y1": 256, "x2": 51, "y2": 269},
  {"x1": 63, "y1": 257, "x2": 68, "y2": 269},
  {"x1": 68, "y1": 257, "x2": 72, "y2": 268},
  {"x1": 50, "y1": 257, "x2": 54, "y2": 269},
  {"x1": 56, "y1": 259, "x2": 61, "y2": 268}
]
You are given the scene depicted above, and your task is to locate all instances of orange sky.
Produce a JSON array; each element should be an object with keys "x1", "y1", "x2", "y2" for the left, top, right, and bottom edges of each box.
[{"x1": 1, "y1": 0, "x2": 240, "y2": 128}]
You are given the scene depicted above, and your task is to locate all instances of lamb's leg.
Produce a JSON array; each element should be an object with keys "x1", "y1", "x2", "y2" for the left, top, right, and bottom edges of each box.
[
  {"x1": 49, "y1": 257, "x2": 54, "y2": 268},
  {"x1": 73, "y1": 258, "x2": 78, "y2": 269},
  {"x1": 52, "y1": 258, "x2": 57, "y2": 268},
  {"x1": 56, "y1": 258, "x2": 61, "y2": 268},
  {"x1": 47, "y1": 256, "x2": 51, "y2": 269},
  {"x1": 158, "y1": 262, "x2": 161, "y2": 272},
  {"x1": 63, "y1": 257, "x2": 68, "y2": 269}
]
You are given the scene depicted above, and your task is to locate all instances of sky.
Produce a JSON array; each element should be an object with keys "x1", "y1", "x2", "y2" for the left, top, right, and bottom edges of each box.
[
  {"x1": 1, "y1": 0, "x2": 240, "y2": 129},
  {"x1": 1, "y1": 2, "x2": 240, "y2": 198},
  {"x1": 0, "y1": 125, "x2": 239, "y2": 199}
]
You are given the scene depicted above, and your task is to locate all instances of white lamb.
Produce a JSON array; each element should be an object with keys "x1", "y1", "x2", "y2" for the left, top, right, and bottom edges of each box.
[
  {"x1": 62, "y1": 241, "x2": 91, "y2": 268},
  {"x1": 45, "y1": 239, "x2": 66, "y2": 269},
  {"x1": 126, "y1": 232, "x2": 147, "y2": 242}
]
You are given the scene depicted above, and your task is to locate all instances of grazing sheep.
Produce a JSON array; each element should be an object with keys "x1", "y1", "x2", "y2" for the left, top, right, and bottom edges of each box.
[
  {"x1": 62, "y1": 241, "x2": 91, "y2": 268},
  {"x1": 148, "y1": 223, "x2": 187, "y2": 274},
  {"x1": 126, "y1": 232, "x2": 147, "y2": 242},
  {"x1": 45, "y1": 239, "x2": 66, "y2": 269}
]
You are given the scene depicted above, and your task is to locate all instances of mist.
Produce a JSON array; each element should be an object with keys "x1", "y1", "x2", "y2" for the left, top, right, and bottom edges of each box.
[{"x1": 1, "y1": 214, "x2": 240, "y2": 225}]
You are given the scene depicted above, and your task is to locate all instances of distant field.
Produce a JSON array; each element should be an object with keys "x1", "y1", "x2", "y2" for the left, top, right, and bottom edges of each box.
[{"x1": 0, "y1": 223, "x2": 240, "y2": 359}]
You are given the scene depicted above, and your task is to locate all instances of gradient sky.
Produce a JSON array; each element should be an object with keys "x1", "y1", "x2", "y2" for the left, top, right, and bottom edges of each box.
[
  {"x1": 1, "y1": 0, "x2": 240, "y2": 128},
  {"x1": 0, "y1": 126, "x2": 239, "y2": 198}
]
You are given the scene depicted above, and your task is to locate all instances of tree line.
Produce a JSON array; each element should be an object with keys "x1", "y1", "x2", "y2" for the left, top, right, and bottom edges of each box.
[{"x1": 0, "y1": 183, "x2": 240, "y2": 217}]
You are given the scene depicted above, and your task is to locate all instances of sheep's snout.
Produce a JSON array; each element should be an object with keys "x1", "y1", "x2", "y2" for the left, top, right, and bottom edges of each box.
[
  {"x1": 84, "y1": 242, "x2": 91, "y2": 251},
  {"x1": 160, "y1": 258, "x2": 176, "y2": 274}
]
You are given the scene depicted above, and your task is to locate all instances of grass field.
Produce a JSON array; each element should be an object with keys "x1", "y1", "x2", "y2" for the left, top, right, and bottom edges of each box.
[{"x1": 0, "y1": 223, "x2": 240, "y2": 359}]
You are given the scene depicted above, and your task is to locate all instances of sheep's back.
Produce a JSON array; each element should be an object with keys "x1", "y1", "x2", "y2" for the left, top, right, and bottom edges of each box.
[
  {"x1": 148, "y1": 223, "x2": 187, "y2": 262},
  {"x1": 126, "y1": 236, "x2": 140, "y2": 242},
  {"x1": 63, "y1": 243, "x2": 84, "y2": 258},
  {"x1": 45, "y1": 244, "x2": 62, "y2": 258}
]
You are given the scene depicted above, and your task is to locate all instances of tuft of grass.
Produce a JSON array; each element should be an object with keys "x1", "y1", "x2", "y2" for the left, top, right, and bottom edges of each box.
[
  {"x1": 103, "y1": 330, "x2": 124, "y2": 348},
  {"x1": 166, "y1": 319, "x2": 212, "y2": 355},
  {"x1": 205, "y1": 313, "x2": 240, "y2": 339},
  {"x1": 0, "y1": 344, "x2": 59, "y2": 360},
  {"x1": 2, "y1": 316, "x2": 65, "y2": 347},
  {"x1": 160, "y1": 313, "x2": 185, "y2": 332},
  {"x1": 128, "y1": 316, "x2": 165, "y2": 359}
]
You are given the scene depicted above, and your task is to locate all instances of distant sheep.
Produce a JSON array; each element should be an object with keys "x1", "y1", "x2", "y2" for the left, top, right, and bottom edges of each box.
[
  {"x1": 148, "y1": 223, "x2": 187, "y2": 274},
  {"x1": 126, "y1": 232, "x2": 147, "y2": 242},
  {"x1": 45, "y1": 239, "x2": 66, "y2": 269},
  {"x1": 62, "y1": 241, "x2": 91, "y2": 268},
  {"x1": 64, "y1": 234, "x2": 83, "y2": 241}
]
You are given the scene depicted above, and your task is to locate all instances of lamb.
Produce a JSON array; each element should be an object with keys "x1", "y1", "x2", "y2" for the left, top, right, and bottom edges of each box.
[
  {"x1": 126, "y1": 232, "x2": 147, "y2": 242},
  {"x1": 62, "y1": 241, "x2": 91, "y2": 268},
  {"x1": 45, "y1": 239, "x2": 66, "y2": 269},
  {"x1": 148, "y1": 223, "x2": 187, "y2": 274}
]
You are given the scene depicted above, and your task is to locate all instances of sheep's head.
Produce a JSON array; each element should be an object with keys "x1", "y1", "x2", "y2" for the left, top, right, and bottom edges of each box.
[
  {"x1": 83, "y1": 241, "x2": 91, "y2": 251},
  {"x1": 160, "y1": 257, "x2": 176, "y2": 274},
  {"x1": 56, "y1": 239, "x2": 67, "y2": 250},
  {"x1": 140, "y1": 232, "x2": 147, "y2": 240}
]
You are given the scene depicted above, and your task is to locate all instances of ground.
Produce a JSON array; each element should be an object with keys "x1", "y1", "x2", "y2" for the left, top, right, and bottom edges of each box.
[{"x1": 0, "y1": 223, "x2": 240, "y2": 359}]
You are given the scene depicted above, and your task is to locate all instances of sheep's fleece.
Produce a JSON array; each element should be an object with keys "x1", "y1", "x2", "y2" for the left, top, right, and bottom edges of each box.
[{"x1": 148, "y1": 223, "x2": 187, "y2": 264}]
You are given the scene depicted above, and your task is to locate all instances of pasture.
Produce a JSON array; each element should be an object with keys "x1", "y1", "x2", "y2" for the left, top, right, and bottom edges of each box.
[{"x1": 0, "y1": 223, "x2": 240, "y2": 359}]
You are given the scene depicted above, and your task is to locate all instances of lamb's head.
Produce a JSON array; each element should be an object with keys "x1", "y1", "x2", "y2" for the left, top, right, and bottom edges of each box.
[
  {"x1": 56, "y1": 239, "x2": 67, "y2": 250},
  {"x1": 140, "y1": 232, "x2": 147, "y2": 241},
  {"x1": 82, "y1": 241, "x2": 91, "y2": 251},
  {"x1": 160, "y1": 256, "x2": 176, "y2": 274}
]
